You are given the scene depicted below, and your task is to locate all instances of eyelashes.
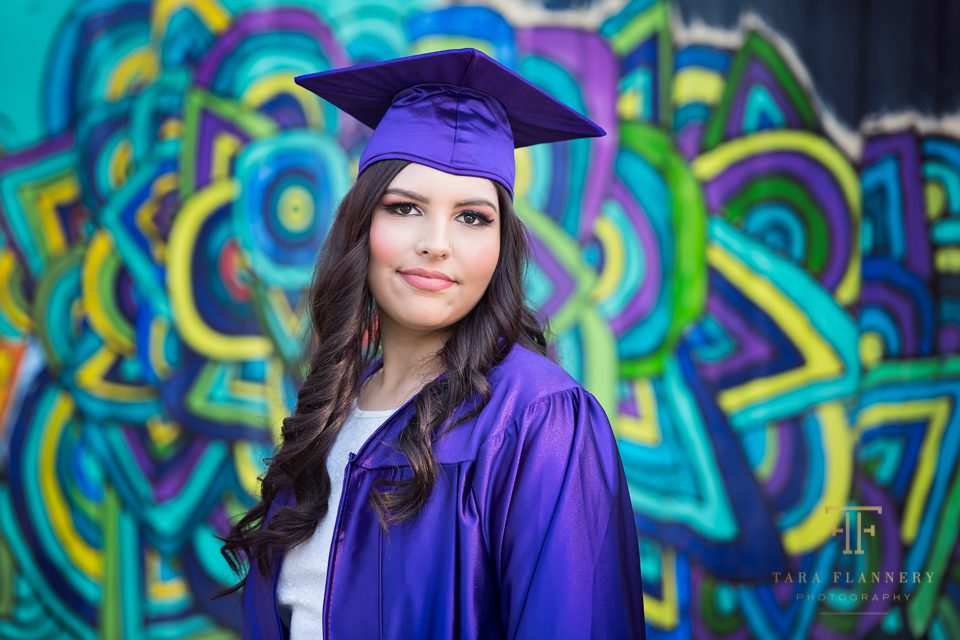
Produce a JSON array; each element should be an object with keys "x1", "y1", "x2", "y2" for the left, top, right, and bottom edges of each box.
[{"x1": 383, "y1": 201, "x2": 494, "y2": 226}]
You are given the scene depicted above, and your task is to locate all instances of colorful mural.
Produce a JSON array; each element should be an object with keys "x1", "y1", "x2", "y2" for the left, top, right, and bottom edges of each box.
[{"x1": 1, "y1": 0, "x2": 958, "y2": 638}]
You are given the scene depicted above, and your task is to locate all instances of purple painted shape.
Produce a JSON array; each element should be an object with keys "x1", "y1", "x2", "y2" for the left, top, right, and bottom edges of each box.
[
  {"x1": 763, "y1": 420, "x2": 801, "y2": 497},
  {"x1": 195, "y1": 8, "x2": 348, "y2": 87},
  {"x1": 699, "y1": 293, "x2": 775, "y2": 381},
  {"x1": 676, "y1": 123, "x2": 704, "y2": 161},
  {"x1": 617, "y1": 380, "x2": 643, "y2": 419},
  {"x1": 122, "y1": 425, "x2": 154, "y2": 476},
  {"x1": 526, "y1": 230, "x2": 575, "y2": 318},
  {"x1": 702, "y1": 150, "x2": 851, "y2": 289},
  {"x1": 726, "y1": 59, "x2": 804, "y2": 139},
  {"x1": 938, "y1": 325, "x2": 960, "y2": 353},
  {"x1": 194, "y1": 110, "x2": 256, "y2": 190},
  {"x1": 154, "y1": 437, "x2": 210, "y2": 503},
  {"x1": 517, "y1": 28, "x2": 618, "y2": 242},
  {"x1": 862, "y1": 133, "x2": 931, "y2": 279},
  {"x1": 608, "y1": 179, "x2": 663, "y2": 335},
  {"x1": 860, "y1": 281, "x2": 918, "y2": 356},
  {"x1": 210, "y1": 501, "x2": 232, "y2": 535}
]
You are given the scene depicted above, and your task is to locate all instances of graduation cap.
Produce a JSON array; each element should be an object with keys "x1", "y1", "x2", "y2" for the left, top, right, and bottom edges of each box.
[{"x1": 293, "y1": 48, "x2": 605, "y2": 197}]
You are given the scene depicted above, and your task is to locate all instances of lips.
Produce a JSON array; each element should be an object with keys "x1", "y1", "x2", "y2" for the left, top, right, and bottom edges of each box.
[{"x1": 398, "y1": 269, "x2": 456, "y2": 292}]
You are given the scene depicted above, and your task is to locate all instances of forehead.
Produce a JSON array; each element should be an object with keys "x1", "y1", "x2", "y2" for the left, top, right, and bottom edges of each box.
[{"x1": 385, "y1": 162, "x2": 498, "y2": 203}]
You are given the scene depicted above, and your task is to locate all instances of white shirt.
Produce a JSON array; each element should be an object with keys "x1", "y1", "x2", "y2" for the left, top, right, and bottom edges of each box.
[{"x1": 277, "y1": 396, "x2": 397, "y2": 639}]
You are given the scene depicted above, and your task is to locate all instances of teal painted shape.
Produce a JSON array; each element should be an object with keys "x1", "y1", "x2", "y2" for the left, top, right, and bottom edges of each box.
[
  {"x1": 742, "y1": 84, "x2": 786, "y2": 133},
  {"x1": 623, "y1": 354, "x2": 740, "y2": 541},
  {"x1": 709, "y1": 218, "x2": 860, "y2": 427},
  {"x1": 862, "y1": 155, "x2": 906, "y2": 257}
]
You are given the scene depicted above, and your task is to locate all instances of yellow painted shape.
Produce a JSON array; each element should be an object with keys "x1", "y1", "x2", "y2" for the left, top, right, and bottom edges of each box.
[
  {"x1": 75, "y1": 344, "x2": 155, "y2": 401},
  {"x1": 617, "y1": 90, "x2": 642, "y2": 122},
  {"x1": 146, "y1": 416, "x2": 181, "y2": 449},
  {"x1": 781, "y1": 403, "x2": 851, "y2": 554},
  {"x1": 935, "y1": 247, "x2": 960, "y2": 273},
  {"x1": 616, "y1": 379, "x2": 662, "y2": 446},
  {"x1": 673, "y1": 69, "x2": 724, "y2": 105},
  {"x1": 41, "y1": 393, "x2": 102, "y2": 579},
  {"x1": 243, "y1": 74, "x2": 324, "y2": 128},
  {"x1": 754, "y1": 423, "x2": 779, "y2": 482},
  {"x1": 148, "y1": 314, "x2": 173, "y2": 379},
  {"x1": 641, "y1": 545, "x2": 679, "y2": 629},
  {"x1": 146, "y1": 548, "x2": 188, "y2": 600},
  {"x1": 34, "y1": 174, "x2": 78, "y2": 259},
  {"x1": 513, "y1": 147, "x2": 532, "y2": 201},
  {"x1": 924, "y1": 181, "x2": 946, "y2": 220},
  {"x1": 277, "y1": 184, "x2": 314, "y2": 233},
  {"x1": 235, "y1": 440, "x2": 264, "y2": 500},
  {"x1": 152, "y1": 0, "x2": 230, "y2": 37},
  {"x1": 707, "y1": 243, "x2": 842, "y2": 412},
  {"x1": 159, "y1": 118, "x2": 183, "y2": 140},
  {"x1": 592, "y1": 216, "x2": 624, "y2": 301},
  {"x1": 0, "y1": 250, "x2": 33, "y2": 332},
  {"x1": 109, "y1": 138, "x2": 133, "y2": 190},
  {"x1": 266, "y1": 356, "x2": 286, "y2": 446},
  {"x1": 266, "y1": 286, "x2": 302, "y2": 336},
  {"x1": 859, "y1": 331, "x2": 885, "y2": 369},
  {"x1": 212, "y1": 132, "x2": 244, "y2": 182},
  {"x1": 693, "y1": 131, "x2": 861, "y2": 305},
  {"x1": 107, "y1": 49, "x2": 159, "y2": 100},
  {"x1": 82, "y1": 231, "x2": 135, "y2": 354},
  {"x1": 168, "y1": 179, "x2": 273, "y2": 360},
  {"x1": 855, "y1": 398, "x2": 951, "y2": 544}
]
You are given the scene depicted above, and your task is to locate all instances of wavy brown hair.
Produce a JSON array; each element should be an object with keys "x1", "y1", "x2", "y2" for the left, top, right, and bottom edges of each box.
[{"x1": 218, "y1": 159, "x2": 548, "y2": 594}]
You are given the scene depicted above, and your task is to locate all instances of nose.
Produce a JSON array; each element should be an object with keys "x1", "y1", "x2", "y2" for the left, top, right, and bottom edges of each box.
[{"x1": 415, "y1": 219, "x2": 452, "y2": 259}]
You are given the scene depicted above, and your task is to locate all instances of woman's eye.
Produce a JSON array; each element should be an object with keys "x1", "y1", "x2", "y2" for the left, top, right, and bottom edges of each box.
[
  {"x1": 459, "y1": 211, "x2": 493, "y2": 226},
  {"x1": 386, "y1": 202, "x2": 417, "y2": 215}
]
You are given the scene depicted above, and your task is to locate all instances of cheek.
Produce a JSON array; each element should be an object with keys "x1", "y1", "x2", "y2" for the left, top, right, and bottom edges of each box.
[
  {"x1": 466, "y1": 236, "x2": 500, "y2": 287},
  {"x1": 368, "y1": 218, "x2": 398, "y2": 268}
]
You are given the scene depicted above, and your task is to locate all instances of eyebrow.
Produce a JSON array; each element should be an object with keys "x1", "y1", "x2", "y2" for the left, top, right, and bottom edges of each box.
[{"x1": 383, "y1": 188, "x2": 498, "y2": 213}]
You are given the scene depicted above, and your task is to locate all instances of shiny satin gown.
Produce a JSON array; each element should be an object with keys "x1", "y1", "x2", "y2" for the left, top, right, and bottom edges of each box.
[{"x1": 241, "y1": 342, "x2": 646, "y2": 639}]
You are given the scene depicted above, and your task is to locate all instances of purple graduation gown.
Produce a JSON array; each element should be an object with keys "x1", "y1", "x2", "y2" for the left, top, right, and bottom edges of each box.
[{"x1": 241, "y1": 342, "x2": 646, "y2": 638}]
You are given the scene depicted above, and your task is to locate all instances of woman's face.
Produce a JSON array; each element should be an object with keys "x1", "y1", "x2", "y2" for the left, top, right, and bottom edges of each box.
[{"x1": 367, "y1": 162, "x2": 501, "y2": 335}]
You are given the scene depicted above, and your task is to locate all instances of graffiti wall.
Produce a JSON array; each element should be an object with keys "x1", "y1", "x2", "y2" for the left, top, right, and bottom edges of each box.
[{"x1": 1, "y1": 0, "x2": 958, "y2": 637}]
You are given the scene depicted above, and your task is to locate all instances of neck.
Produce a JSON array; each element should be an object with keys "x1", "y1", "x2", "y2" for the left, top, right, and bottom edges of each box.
[{"x1": 369, "y1": 311, "x2": 451, "y2": 404}]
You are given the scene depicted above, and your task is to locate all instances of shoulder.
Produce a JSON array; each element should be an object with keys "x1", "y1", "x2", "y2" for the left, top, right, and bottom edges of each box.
[
  {"x1": 433, "y1": 342, "x2": 602, "y2": 463},
  {"x1": 487, "y1": 342, "x2": 581, "y2": 405},
  {"x1": 481, "y1": 342, "x2": 604, "y2": 440}
]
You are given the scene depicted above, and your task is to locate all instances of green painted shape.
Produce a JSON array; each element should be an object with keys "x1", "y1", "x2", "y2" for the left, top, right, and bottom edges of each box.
[
  {"x1": 101, "y1": 485, "x2": 121, "y2": 639},
  {"x1": 723, "y1": 175, "x2": 829, "y2": 273},
  {"x1": 703, "y1": 32, "x2": 818, "y2": 151},
  {"x1": 186, "y1": 361, "x2": 270, "y2": 429},
  {"x1": 179, "y1": 89, "x2": 277, "y2": 198},
  {"x1": 0, "y1": 530, "x2": 13, "y2": 616},
  {"x1": 618, "y1": 123, "x2": 707, "y2": 378}
]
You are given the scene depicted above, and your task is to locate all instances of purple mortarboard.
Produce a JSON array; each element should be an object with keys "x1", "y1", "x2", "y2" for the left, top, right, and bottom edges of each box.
[{"x1": 293, "y1": 48, "x2": 605, "y2": 197}]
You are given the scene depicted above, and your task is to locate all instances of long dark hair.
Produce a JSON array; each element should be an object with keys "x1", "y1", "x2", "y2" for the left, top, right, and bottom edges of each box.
[{"x1": 218, "y1": 158, "x2": 547, "y2": 594}]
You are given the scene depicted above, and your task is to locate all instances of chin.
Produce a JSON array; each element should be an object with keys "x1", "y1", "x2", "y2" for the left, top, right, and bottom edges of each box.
[{"x1": 393, "y1": 312, "x2": 457, "y2": 333}]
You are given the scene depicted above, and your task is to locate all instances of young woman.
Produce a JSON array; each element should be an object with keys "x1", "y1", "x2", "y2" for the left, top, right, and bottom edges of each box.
[{"x1": 220, "y1": 48, "x2": 646, "y2": 639}]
